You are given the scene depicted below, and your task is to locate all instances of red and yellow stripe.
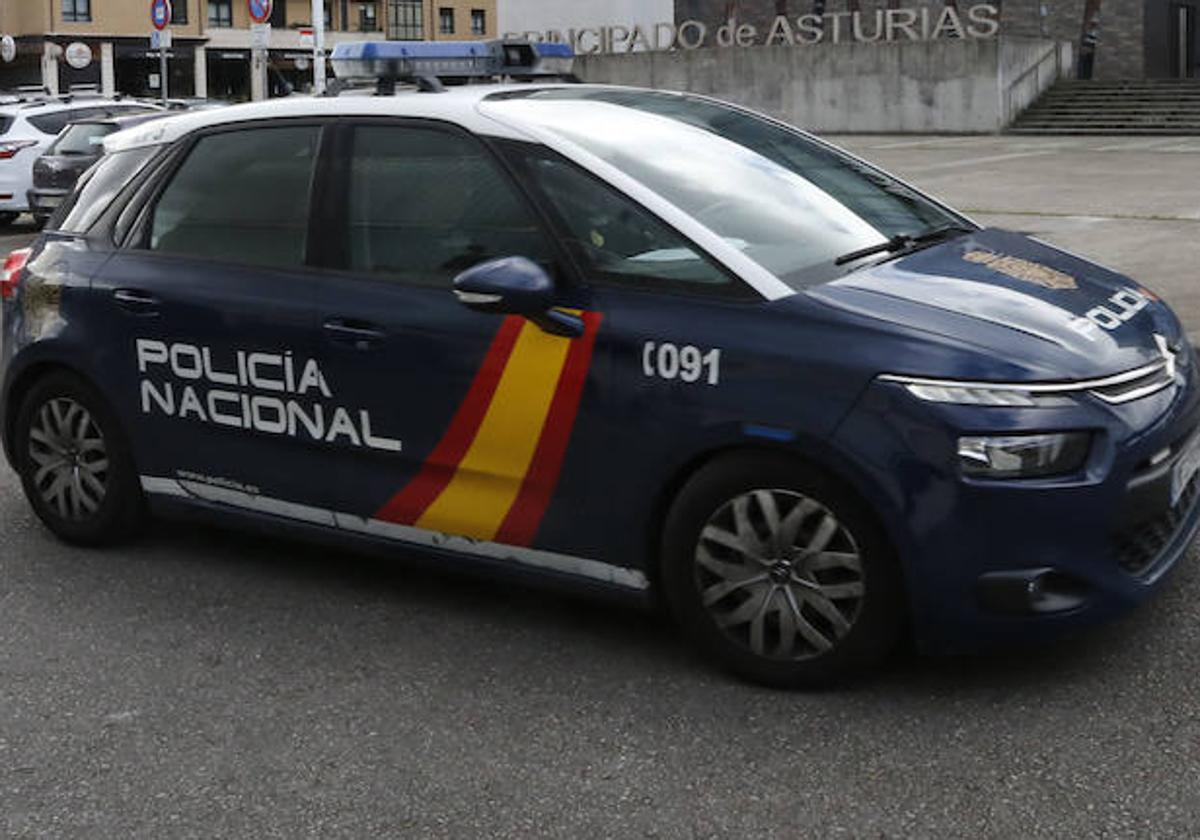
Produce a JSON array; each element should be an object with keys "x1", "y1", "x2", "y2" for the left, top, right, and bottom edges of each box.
[{"x1": 375, "y1": 311, "x2": 602, "y2": 546}]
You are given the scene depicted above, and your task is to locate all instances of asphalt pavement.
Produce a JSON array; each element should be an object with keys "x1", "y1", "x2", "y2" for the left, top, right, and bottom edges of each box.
[{"x1": 3, "y1": 136, "x2": 1200, "y2": 837}]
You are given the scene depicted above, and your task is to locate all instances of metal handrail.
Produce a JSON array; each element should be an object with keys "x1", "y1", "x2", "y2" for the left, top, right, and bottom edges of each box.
[{"x1": 1005, "y1": 43, "x2": 1063, "y2": 123}]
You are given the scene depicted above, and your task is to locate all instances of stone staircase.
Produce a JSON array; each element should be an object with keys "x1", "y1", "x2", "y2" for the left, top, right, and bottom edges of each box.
[{"x1": 1009, "y1": 80, "x2": 1200, "y2": 135}]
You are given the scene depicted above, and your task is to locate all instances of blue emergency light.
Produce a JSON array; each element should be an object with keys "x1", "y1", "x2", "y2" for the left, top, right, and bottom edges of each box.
[{"x1": 329, "y1": 39, "x2": 576, "y2": 91}]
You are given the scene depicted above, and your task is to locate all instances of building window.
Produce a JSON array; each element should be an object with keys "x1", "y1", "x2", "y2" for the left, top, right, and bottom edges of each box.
[
  {"x1": 172, "y1": 0, "x2": 189, "y2": 25},
  {"x1": 388, "y1": 0, "x2": 423, "y2": 40},
  {"x1": 439, "y1": 7, "x2": 455, "y2": 35},
  {"x1": 208, "y1": 0, "x2": 233, "y2": 27},
  {"x1": 61, "y1": 0, "x2": 91, "y2": 23},
  {"x1": 360, "y1": 2, "x2": 379, "y2": 31},
  {"x1": 470, "y1": 8, "x2": 486, "y2": 36}
]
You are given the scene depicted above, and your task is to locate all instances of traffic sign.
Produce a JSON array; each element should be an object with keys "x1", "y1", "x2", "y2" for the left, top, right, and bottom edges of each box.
[
  {"x1": 248, "y1": 0, "x2": 273, "y2": 25},
  {"x1": 0, "y1": 35, "x2": 15, "y2": 64},
  {"x1": 64, "y1": 42, "x2": 93, "y2": 69},
  {"x1": 150, "y1": 0, "x2": 172, "y2": 31},
  {"x1": 150, "y1": 29, "x2": 173, "y2": 50}
]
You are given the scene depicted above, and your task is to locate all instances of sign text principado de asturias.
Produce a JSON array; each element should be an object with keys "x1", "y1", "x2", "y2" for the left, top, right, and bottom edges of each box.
[{"x1": 505, "y1": 4, "x2": 1000, "y2": 55}]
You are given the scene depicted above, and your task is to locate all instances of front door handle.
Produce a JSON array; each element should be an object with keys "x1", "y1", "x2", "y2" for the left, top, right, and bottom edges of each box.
[
  {"x1": 323, "y1": 318, "x2": 386, "y2": 349},
  {"x1": 113, "y1": 288, "x2": 160, "y2": 315}
]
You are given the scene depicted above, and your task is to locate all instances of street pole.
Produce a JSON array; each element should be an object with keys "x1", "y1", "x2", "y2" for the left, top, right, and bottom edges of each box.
[
  {"x1": 311, "y1": 0, "x2": 326, "y2": 95},
  {"x1": 160, "y1": 33, "x2": 169, "y2": 105}
]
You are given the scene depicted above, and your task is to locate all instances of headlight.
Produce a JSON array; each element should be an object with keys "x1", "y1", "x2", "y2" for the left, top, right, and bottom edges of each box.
[
  {"x1": 894, "y1": 381, "x2": 1072, "y2": 408},
  {"x1": 958, "y1": 432, "x2": 1091, "y2": 479}
]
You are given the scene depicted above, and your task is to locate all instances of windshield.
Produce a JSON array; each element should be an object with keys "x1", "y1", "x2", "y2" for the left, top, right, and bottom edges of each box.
[
  {"x1": 481, "y1": 89, "x2": 968, "y2": 289},
  {"x1": 49, "y1": 122, "x2": 116, "y2": 156}
]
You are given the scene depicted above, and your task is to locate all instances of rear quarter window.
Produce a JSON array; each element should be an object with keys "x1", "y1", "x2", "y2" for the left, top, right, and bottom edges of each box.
[
  {"x1": 26, "y1": 111, "x2": 72, "y2": 135},
  {"x1": 51, "y1": 146, "x2": 159, "y2": 234},
  {"x1": 0, "y1": 115, "x2": 13, "y2": 136}
]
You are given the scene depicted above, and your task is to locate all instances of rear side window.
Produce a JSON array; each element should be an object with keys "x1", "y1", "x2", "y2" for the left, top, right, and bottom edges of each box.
[
  {"x1": 343, "y1": 125, "x2": 553, "y2": 286},
  {"x1": 0, "y1": 115, "x2": 12, "y2": 136},
  {"x1": 54, "y1": 146, "x2": 158, "y2": 233},
  {"x1": 148, "y1": 125, "x2": 319, "y2": 269},
  {"x1": 49, "y1": 122, "x2": 116, "y2": 155},
  {"x1": 27, "y1": 111, "x2": 73, "y2": 135}
]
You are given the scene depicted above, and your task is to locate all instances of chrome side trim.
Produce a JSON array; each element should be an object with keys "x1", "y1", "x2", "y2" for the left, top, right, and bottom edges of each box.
[{"x1": 139, "y1": 476, "x2": 650, "y2": 591}]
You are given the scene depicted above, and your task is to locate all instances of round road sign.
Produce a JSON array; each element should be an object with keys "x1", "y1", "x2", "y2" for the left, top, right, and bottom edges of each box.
[
  {"x1": 0, "y1": 35, "x2": 16, "y2": 64},
  {"x1": 151, "y1": 0, "x2": 172, "y2": 31},
  {"x1": 248, "y1": 0, "x2": 273, "y2": 25},
  {"x1": 64, "y1": 42, "x2": 92, "y2": 69}
]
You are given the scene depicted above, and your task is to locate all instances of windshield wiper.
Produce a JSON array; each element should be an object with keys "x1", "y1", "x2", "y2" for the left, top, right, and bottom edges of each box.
[{"x1": 834, "y1": 224, "x2": 974, "y2": 266}]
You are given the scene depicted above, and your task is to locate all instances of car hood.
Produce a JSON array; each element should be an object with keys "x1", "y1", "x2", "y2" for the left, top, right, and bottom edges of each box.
[{"x1": 806, "y1": 228, "x2": 1184, "y2": 382}]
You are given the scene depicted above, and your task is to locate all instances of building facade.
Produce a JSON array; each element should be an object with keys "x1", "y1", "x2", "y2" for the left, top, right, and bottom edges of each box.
[
  {"x1": 674, "y1": 1, "x2": 1198, "y2": 80},
  {"x1": 0, "y1": 0, "x2": 497, "y2": 101}
]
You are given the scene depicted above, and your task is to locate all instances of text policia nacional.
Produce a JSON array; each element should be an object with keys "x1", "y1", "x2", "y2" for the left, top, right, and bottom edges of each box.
[{"x1": 506, "y1": 4, "x2": 1001, "y2": 55}]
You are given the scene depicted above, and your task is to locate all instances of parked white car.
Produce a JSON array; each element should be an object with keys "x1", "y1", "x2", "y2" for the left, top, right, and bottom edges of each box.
[{"x1": 0, "y1": 95, "x2": 157, "y2": 226}]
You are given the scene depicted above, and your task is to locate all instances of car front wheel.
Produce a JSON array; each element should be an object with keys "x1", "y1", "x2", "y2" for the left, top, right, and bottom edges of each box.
[{"x1": 661, "y1": 453, "x2": 905, "y2": 688}]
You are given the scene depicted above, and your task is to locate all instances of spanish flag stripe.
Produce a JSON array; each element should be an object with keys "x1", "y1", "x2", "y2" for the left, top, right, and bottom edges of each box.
[
  {"x1": 413, "y1": 320, "x2": 573, "y2": 540},
  {"x1": 494, "y1": 311, "x2": 603, "y2": 546},
  {"x1": 374, "y1": 315, "x2": 524, "y2": 525}
]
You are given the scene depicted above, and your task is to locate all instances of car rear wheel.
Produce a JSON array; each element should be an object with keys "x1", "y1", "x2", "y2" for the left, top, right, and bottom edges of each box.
[
  {"x1": 661, "y1": 453, "x2": 904, "y2": 688},
  {"x1": 0, "y1": 212, "x2": 18, "y2": 228},
  {"x1": 14, "y1": 371, "x2": 143, "y2": 545}
]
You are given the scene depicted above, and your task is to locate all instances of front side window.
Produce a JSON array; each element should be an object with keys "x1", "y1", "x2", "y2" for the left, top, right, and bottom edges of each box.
[
  {"x1": 148, "y1": 126, "x2": 320, "y2": 268},
  {"x1": 510, "y1": 145, "x2": 734, "y2": 294},
  {"x1": 470, "y1": 8, "x2": 486, "y2": 35},
  {"x1": 208, "y1": 0, "x2": 233, "y2": 27},
  {"x1": 387, "y1": 0, "x2": 423, "y2": 39},
  {"x1": 483, "y1": 90, "x2": 963, "y2": 290},
  {"x1": 61, "y1": 0, "x2": 91, "y2": 23},
  {"x1": 439, "y1": 7, "x2": 455, "y2": 34},
  {"x1": 343, "y1": 125, "x2": 552, "y2": 286}
]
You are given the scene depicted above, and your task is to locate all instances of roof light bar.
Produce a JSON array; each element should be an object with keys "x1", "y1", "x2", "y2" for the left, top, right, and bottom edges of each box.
[{"x1": 329, "y1": 39, "x2": 575, "y2": 87}]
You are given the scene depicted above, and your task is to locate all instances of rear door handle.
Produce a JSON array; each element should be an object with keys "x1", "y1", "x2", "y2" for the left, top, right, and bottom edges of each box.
[
  {"x1": 113, "y1": 288, "x2": 160, "y2": 315},
  {"x1": 323, "y1": 318, "x2": 386, "y2": 348}
]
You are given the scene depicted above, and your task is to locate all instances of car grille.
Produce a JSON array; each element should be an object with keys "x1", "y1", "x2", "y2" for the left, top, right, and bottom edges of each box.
[{"x1": 1114, "y1": 474, "x2": 1200, "y2": 577}]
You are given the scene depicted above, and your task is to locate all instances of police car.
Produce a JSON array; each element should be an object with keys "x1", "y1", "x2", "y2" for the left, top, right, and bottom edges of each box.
[{"x1": 2, "y1": 41, "x2": 1198, "y2": 687}]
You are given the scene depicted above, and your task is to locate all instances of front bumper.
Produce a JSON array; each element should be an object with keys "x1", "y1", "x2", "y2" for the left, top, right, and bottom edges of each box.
[{"x1": 836, "y1": 353, "x2": 1200, "y2": 654}]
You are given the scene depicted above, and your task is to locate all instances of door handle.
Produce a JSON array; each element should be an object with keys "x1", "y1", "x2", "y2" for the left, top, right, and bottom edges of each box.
[
  {"x1": 113, "y1": 288, "x2": 160, "y2": 315},
  {"x1": 323, "y1": 318, "x2": 385, "y2": 348}
]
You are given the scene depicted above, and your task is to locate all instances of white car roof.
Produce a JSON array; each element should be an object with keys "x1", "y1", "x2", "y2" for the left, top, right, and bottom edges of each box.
[
  {"x1": 0, "y1": 97, "x2": 128, "y2": 116},
  {"x1": 103, "y1": 85, "x2": 557, "y2": 153}
]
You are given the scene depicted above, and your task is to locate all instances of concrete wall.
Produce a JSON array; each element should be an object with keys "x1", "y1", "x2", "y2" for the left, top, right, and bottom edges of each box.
[{"x1": 576, "y1": 36, "x2": 1069, "y2": 133}]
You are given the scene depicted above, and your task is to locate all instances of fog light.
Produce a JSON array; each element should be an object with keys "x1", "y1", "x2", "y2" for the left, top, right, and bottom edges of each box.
[{"x1": 958, "y1": 432, "x2": 1090, "y2": 479}]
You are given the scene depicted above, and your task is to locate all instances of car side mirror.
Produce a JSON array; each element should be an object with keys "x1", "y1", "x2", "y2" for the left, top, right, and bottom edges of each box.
[{"x1": 452, "y1": 257, "x2": 583, "y2": 337}]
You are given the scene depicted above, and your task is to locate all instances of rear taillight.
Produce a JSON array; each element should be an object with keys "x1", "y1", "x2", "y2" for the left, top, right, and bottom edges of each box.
[
  {"x1": 0, "y1": 140, "x2": 37, "y2": 160},
  {"x1": 1, "y1": 247, "x2": 32, "y2": 300}
]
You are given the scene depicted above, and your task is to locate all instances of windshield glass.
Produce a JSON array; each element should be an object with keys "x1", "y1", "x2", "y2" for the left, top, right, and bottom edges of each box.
[
  {"x1": 50, "y1": 122, "x2": 116, "y2": 156},
  {"x1": 481, "y1": 89, "x2": 967, "y2": 289}
]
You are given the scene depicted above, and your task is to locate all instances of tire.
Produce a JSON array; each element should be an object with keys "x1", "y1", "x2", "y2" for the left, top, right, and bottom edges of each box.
[
  {"x1": 0, "y1": 211, "x2": 18, "y2": 228},
  {"x1": 660, "y1": 452, "x2": 905, "y2": 688},
  {"x1": 13, "y1": 371, "x2": 144, "y2": 545}
]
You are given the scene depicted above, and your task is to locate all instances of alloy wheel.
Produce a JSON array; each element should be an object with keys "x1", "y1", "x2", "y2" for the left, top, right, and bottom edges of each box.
[
  {"x1": 694, "y1": 489, "x2": 865, "y2": 660},
  {"x1": 27, "y1": 397, "x2": 109, "y2": 521}
]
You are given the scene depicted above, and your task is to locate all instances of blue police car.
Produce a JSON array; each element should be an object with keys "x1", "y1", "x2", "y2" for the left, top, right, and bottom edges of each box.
[{"x1": 2, "y1": 41, "x2": 1197, "y2": 687}]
